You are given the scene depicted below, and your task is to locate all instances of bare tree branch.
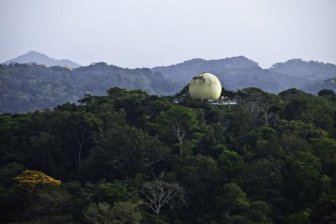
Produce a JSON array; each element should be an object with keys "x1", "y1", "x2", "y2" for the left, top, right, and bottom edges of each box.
[{"x1": 142, "y1": 176, "x2": 185, "y2": 215}]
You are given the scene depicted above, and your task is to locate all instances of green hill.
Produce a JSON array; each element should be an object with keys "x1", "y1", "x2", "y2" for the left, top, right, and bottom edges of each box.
[{"x1": 0, "y1": 63, "x2": 181, "y2": 113}]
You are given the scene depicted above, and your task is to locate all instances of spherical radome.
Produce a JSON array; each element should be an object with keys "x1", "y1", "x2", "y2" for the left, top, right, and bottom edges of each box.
[{"x1": 189, "y1": 72, "x2": 222, "y2": 100}]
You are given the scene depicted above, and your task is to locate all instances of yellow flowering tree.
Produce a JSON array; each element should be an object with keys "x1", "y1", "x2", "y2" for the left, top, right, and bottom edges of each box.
[{"x1": 14, "y1": 170, "x2": 61, "y2": 189}]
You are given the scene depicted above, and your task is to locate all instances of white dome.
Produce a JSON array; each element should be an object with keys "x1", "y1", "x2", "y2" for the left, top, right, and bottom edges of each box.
[{"x1": 189, "y1": 72, "x2": 222, "y2": 100}]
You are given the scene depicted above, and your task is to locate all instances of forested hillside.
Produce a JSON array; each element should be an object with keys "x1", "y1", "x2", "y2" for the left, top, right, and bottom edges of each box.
[
  {"x1": 1, "y1": 87, "x2": 336, "y2": 223},
  {"x1": 0, "y1": 63, "x2": 181, "y2": 113}
]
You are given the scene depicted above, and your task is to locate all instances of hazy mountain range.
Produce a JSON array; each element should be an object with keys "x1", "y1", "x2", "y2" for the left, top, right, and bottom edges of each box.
[
  {"x1": 0, "y1": 62, "x2": 179, "y2": 113},
  {"x1": 1, "y1": 51, "x2": 336, "y2": 113},
  {"x1": 5, "y1": 51, "x2": 81, "y2": 68},
  {"x1": 153, "y1": 57, "x2": 336, "y2": 93}
]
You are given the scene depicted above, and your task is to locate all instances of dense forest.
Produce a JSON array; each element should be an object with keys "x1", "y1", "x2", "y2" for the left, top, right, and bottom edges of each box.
[{"x1": 1, "y1": 86, "x2": 336, "y2": 223}]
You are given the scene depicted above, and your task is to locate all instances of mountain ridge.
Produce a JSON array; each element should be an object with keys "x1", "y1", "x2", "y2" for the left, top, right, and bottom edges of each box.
[
  {"x1": 2, "y1": 51, "x2": 336, "y2": 113},
  {"x1": 5, "y1": 50, "x2": 81, "y2": 68},
  {"x1": 0, "y1": 62, "x2": 180, "y2": 113},
  {"x1": 152, "y1": 56, "x2": 336, "y2": 93},
  {"x1": 269, "y1": 58, "x2": 336, "y2": 82},
  {"x1": 303, "y1": 77, "x2": 336, "y2": 94}
]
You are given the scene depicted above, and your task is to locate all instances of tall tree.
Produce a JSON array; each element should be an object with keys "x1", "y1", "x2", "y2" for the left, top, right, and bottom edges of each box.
[{"x1": 153, "y1": 105, "x2": 199, "y2": 157}]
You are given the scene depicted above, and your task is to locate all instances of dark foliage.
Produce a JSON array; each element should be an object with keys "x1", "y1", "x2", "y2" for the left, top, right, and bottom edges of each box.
[{"x1": 0, "y1": 87, "x2": 336, "y2": 223}]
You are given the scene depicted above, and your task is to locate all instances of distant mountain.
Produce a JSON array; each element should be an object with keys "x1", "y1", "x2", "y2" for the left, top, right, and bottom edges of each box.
[
  {"x1": 269, "y1": 59, "x2": 336, "y2": 83},
  {"x1": 153, "y1": 57, "x2": 336, "y2": 93},
  {"x1": 5, "y1": 51, "x2": 81, "y2": 68},
  {"x1": 303, "y1": 77, "x2": 336, "y2": 94},
  {"x1": 152, "y1": 56, "x2": 303, "y2": 93},
  {"x1": 152, "y1": 56, "x2": 259, "y2": 83},
  {"x1": 0, "y1": 63, "x2": 179, "y2": 113},
  {"x1": 2, "y1": 53, "x2": 336, "y2": 113}
]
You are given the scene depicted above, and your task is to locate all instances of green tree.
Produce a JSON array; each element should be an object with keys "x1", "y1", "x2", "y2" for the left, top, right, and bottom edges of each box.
[
  {"x1": 91, "y1": 182, "x2": 138, "y2": 206},
  {"x1": 287, "y1": 208, "x2": 311, "y2": 224},
  {"x1": 153, "y1": 105, "x2": 200, "y2": 157},
  {"x1": 83, "y1": 201, "x2": 142, "y2": 224},
  {"x1": 82, "y1": 125, "x2": 168, "y2": 181}
]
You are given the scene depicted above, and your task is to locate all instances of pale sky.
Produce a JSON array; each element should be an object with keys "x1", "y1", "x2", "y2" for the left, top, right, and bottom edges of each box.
[{"x1": 0, "y1": 0, "x2": 335, "y2": 68}]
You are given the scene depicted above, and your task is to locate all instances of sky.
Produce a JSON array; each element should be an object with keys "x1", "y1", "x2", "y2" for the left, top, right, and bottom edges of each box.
[{"x1": 0, "y1": 0, "x2": 335, "y2": 68}]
